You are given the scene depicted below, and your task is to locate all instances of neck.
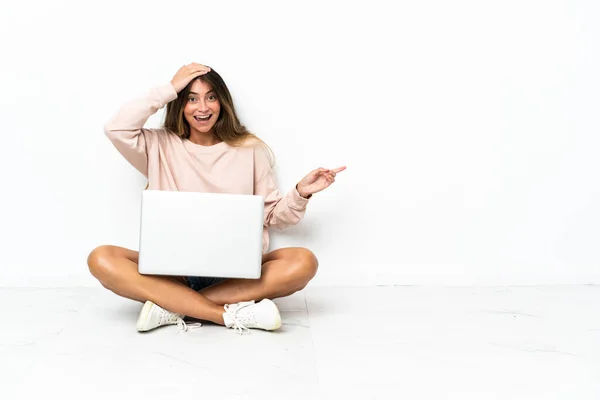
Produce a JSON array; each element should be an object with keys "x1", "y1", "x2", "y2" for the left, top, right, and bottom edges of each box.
[{"x1": 188, "y1": 132, "x2": 222, "y2": 146}]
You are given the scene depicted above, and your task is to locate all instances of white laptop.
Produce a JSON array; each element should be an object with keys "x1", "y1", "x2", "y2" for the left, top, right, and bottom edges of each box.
[{"x1": 138, "y1": 190, "x2": 264, "y2": 279}]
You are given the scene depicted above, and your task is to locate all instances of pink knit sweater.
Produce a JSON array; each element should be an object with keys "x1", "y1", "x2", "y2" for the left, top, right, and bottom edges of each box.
[{"x1": 104, "y1": 83, "x2": 310, "y2": 253}]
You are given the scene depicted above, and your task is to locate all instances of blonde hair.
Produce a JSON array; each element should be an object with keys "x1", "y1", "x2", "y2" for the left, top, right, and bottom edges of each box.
[{"x1": 163, "y1": 68, "x2": 274, "y2": 164}]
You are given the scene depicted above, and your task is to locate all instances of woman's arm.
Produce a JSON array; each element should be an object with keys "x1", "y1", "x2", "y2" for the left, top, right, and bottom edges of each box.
[
  {"x1": 253, "y1": 145, "x2": 311, "y2": 229},
  {"x1": 104, "y1": 83, "x2": 178, "y2": 177}
]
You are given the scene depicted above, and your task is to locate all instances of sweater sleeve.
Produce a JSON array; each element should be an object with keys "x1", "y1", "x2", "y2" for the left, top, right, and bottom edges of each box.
[
  {"x1": 104, "y1": 83, "x2": 178, "y2": 177},
  {"x1": 254, "y1": 145, "x2": 310, "y2": 229}
]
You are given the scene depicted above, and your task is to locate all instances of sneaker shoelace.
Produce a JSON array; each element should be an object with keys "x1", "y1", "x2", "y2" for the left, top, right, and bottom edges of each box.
[
  {"x1": 224, "y1": 301, "x2": 256, "y2": 335},
  {"x1": 159, "y1": 311, "x2": 201, "y2": 333}
]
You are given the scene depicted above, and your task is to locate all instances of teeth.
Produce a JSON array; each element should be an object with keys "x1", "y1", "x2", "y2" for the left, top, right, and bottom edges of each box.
[{"x1": 195, "y1": 115, "x2": 210, "y2": 121}]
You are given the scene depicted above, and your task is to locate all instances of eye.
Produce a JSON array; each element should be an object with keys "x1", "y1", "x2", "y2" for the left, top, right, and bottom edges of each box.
[
  {"x1": 188, "y1": 97, "x2": 197, "y2": 102},
  {"x1": 207, "y1": 94, "x2": 217, "y2": 101}
]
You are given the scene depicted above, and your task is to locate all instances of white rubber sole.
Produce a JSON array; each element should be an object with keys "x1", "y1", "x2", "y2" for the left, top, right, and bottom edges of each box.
[
  {"x1": 261, "y1": 299, "x2": 282, "y2": 330},
  {"x1": 136, "y1": 301, "x2": 155, "y2": 332}
]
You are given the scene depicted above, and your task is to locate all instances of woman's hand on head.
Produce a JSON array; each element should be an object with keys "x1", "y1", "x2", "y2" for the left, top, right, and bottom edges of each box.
[
  {"x1": 170, "y1": 63, "x2": 211, "y2": 93},
  {"x1": 296, "y1": 166, "x2": 346, "y2": 198}
]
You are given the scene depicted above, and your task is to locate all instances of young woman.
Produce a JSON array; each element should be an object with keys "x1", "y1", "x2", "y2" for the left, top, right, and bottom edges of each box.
[{"x1": 88, "y1": 63, "x2": 345, "y2": 334}]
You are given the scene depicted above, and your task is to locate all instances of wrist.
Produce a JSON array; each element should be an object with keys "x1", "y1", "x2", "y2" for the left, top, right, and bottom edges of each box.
[{"x1": 296, "y1": 184, "x2": 311, "y2": 199}]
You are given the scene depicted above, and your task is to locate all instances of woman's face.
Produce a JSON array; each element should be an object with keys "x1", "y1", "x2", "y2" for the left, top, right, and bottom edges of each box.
[{"x1": 183, "y1": 79, "x2": 221, "y2": 136}]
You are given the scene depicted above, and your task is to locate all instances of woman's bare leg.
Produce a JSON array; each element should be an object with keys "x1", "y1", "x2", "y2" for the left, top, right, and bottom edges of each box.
[
  {"x1": 87, "y1": 245, "x2": 225, "y2": 325},
  {"x1": 200, "y1": 247, "x2": 319, "y2": 305}
]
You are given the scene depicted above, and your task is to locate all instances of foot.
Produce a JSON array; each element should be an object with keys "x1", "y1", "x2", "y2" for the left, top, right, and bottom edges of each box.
[
  {"x1": 223, "y1": 299, "x2": 282, "y2": 334},
  {"x1": 136, "y1": 301, "x2": 199, "y2": 332}
]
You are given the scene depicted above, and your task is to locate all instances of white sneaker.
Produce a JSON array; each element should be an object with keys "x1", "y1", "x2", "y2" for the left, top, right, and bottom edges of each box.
[
  {"x1": 136, "y1": 301, "x2": 200, "y2": 332},
  {"x1": 223, "y1": 299, "x2": 282, "y2": 334}
]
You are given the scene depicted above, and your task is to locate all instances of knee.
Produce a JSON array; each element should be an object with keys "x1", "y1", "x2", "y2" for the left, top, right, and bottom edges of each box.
[
  {"x1": 288, "y1": 248, "x2": 318, "y2": 286},
  {"x1": 87, "y1": 245, "x2": 118, "y2": 285}
]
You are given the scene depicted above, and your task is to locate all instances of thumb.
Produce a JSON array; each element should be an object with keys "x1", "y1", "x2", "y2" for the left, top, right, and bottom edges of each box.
[{"x1": 304, "y1": 168, "x2": 328, "y2": 182}]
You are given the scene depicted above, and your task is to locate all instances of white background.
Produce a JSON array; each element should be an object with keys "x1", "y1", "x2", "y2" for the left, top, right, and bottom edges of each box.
[{"x1": 0, "y1": 0, "x2": 598, "y2": 286}]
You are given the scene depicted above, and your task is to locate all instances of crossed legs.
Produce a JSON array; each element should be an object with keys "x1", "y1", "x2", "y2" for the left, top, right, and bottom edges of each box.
[{"x1": 87, "y1": 245, "x2": 318, "y2": 326}]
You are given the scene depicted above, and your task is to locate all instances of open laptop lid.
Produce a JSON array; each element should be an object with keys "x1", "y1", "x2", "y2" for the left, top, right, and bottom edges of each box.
[{"x1": 138, "y1": 190, "x2": 264, "y2": 279}]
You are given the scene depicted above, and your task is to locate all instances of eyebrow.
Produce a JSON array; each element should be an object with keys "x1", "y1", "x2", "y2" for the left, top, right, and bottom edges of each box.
[{"x1": 189, "y1": 90, "x2": 215, "y2": 96}]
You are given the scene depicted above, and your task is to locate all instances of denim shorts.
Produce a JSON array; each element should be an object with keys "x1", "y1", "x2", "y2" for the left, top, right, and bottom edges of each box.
[{"x1": 185, "y1": 276, "x2": 228, "y2": 292}]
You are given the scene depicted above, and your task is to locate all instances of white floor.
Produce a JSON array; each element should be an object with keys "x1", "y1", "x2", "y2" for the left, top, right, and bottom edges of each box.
[{"x1": 1, "y1": 286, "x2": 599, "y2": 399}]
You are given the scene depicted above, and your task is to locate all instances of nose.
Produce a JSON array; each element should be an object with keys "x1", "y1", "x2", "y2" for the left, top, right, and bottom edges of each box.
[{"x1": 197, "y1": 99, "x2": 209, "y2": 112}]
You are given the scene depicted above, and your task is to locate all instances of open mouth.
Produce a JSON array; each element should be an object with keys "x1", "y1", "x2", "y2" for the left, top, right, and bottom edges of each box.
[{"x1": 194, "y1": 115, "x2": 212, "y2": 122}]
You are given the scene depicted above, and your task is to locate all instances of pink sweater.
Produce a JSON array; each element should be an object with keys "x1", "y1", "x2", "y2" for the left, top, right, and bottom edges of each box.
[{"x1": 104, "y1": 83, "x2": 310, "y2": 253}]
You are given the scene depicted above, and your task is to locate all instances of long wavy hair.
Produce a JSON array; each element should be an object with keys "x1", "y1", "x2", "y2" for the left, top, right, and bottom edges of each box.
[{"x1": 163, "y1": 67, "x2": 273, "y2": 165}]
